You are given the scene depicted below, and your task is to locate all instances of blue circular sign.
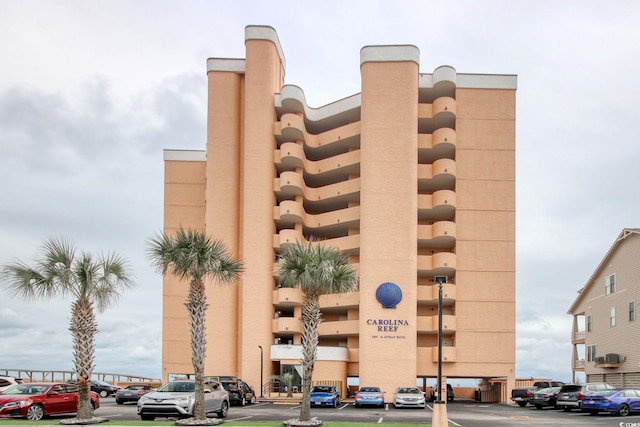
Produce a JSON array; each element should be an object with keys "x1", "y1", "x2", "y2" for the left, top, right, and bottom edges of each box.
[{"x1": 375, "y1": 282, "x2": 402, "y2": 308}]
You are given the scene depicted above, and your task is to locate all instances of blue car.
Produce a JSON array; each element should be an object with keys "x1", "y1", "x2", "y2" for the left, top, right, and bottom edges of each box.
[
  {"x1": 582, "y1": 389, "x2": 640, "y2": 416},
  {"x1": 354, "y1": 386, "x2": 384, "y2": 408},
  {"x1": 310, "y1": 385, "x2": 340, "y2": 407}
]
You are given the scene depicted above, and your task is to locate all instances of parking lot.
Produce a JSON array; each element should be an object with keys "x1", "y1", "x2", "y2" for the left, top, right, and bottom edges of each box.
[{"x1": 91, "y1": 397, "x2": 640, "y2": 426}]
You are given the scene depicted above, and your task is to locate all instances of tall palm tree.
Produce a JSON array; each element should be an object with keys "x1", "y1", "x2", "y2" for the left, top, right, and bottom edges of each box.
[
  {"x1": 1, "y1": 237, "x2": 134, "y2": 421},
  {"x1": 147, "y1": 228, "x2": 243, "y2": 422},
  {"x1": 277, "y1": 241, "x2": 358, "y2": 423}
]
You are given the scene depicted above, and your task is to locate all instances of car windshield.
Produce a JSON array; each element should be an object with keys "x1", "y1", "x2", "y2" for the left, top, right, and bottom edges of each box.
[
  {"x1": 157, "y1": 382, "x2": 195, "y2": 393},
  {"x1": 222, "y1": 382, "x2": 237, "y2": 390},
  {"x1": 398, "y1": 388, "x2": 420, "y2": 394},
  {"x1": 536, "y1": 387, "x2": 556, "y2": 393},
  {"x1": 125, "y1": 385, "x2": 144, "y2": 390},
  {"x1": 96, "y1": 380, "x2": 112, "y2": 386},
  {"x1": 2, "y1": 384, "x2": 49, "y2": 395},
  {"x1": 312, "y1": 386, "x2": 333, "y2": 393},
  {"x1": 360, "y1": 387, "x2": 380, "y2": 393}
]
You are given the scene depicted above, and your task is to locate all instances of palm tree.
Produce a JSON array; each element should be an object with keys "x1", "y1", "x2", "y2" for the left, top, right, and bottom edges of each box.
[
  {"x1": 0, "y1": 237, "x2": 134, "y2": 421},
  {"x1": 277, "y1": 241, "x2": 358, "y2": 423},
  {"x1": 147, "y1": 228, "x2": 243, "y2": 422}
]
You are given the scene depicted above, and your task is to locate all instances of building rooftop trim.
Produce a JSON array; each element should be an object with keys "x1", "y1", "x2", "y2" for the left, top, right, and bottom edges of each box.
[
  {"x1": 207, "y1": 58, "x2": 246, "y2": 74},
  {"x1": 567, "y1": 227, "x2": 640, "y2": 314},
  {"x1": 456, "y1": 73, "x2": 518, "y2": 89},
  {"x1": 276, "y1": 84, "x2": 361, "y2": 123},
  {"x1": 245, "y1": 25, "x2": 286, "y2": 68},
  {"x1": 163, "y1": 149, "x2": 206, "y2": 162},
  {"x1": 360, "y1": 45, "x2": 420, "y2": 66}
]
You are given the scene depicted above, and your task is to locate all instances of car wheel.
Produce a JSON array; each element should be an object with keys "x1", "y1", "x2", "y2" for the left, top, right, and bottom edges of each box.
[
  {"x1": 99, "y1": 390, "x2": 108, "y2": 398},
  {"x1": 250, "y1": 395, "x2": 256, "y2": 404},
  {"x1": 517, "y1": 401, "x2": 527, "y2": 407},
  {"x1": 619, "y1": 403, "x2": 630, "y2": 417},
  {"x1": 535, "y1": 404, "x2": 542, "y2": 409},
  {"x1": 334, "y1": 399, "x2": 339, "y2": 408},
  {"x1": 141, "y1": 415, "x2": 155, "y2": 421},
  {"x1": 217, "y1": 400, "x2": 229, "y2": 418},
  {"x1": 27, "y1": 404, "x2": 45, "y2": 421},
  {"x1": 116, "y1": 399, "x2": 123, "y2": 405},
  {"x1": 241, "y1": 396, "x2": 246, "y2": 406},
  {"x1": 589, "y1": 410, "x2": 599, "y2": 415},
  {"x1": 355, "y1": 402, "x2": 360, "y2": 408}
]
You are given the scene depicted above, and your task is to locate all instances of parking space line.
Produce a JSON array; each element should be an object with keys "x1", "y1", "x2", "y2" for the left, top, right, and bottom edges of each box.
[
  {"x1": 226, "y1": 416, "x2": 253, "y2": 421},
  {"x1": 377, "y1": 416, "x2": 383, "y2": 423}
]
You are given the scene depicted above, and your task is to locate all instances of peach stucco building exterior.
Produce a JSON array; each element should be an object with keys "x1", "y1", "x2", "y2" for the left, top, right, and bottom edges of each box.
[{"x1": 161, "y1": 26, "x2": 517, "y2": 402}]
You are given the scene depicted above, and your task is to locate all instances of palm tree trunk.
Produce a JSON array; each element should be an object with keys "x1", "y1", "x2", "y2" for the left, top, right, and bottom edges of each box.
[
  {"x1": 69, "y1": 298, "x2": 97, "y2": 420},
  {"x1": 186, "y1": 279, "x2": 208, "y2": 420},
  {"x1": 299, "y1": 294, "x2": 321, "y2": 422}
]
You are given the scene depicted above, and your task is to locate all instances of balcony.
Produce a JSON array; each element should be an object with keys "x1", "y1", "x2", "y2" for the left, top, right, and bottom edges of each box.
[
  {"x1": 572, "y1": 330, "x2": 585, "y2": 344},
  {"x1": 318, "y1": 320, "x2": 359, "y2": 336},
  {"x1": 320, "y1": 292, "x2": 359, "y2": 309},
  {"x1": 417, "y1": 221, "x2": 456, "y2": 248},
  {"x1": 418, "y1": 128, "x2": 456, "y2": 164},
  {"x1": 418, "y1": 159, "x2": 456, "y2": 193},
  {"x1": 273, "y1": 231, "x2": 360, "y2": 255},
  {"x1": 273, "y1": 287, "x2": 303, "y2": 306},
  {"x1": 417, "y1": 252, "x2": 456, "y2": 277},
  {"x1": 416, "y1": 284, "x2": 456, "y2": 305},
  {"x1": 431, "y1": 346, "x2": 457, "y2": 363},
  {"x1": 271, "y1": 344, "x2": 349, "y2": 362},
  {"x1": 417, "y1": 314, "x2": 456, "y2": 333},
  {"x1": 272, "y1": 317, "x2": 302, "y2": 334},
  {"x1": 417, "y1": 190, "x2": 456, "y2": 221}
]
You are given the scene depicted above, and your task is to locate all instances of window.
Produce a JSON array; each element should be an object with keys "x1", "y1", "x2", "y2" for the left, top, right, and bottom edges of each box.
[
  {"x1": 610, "y1": 307, "x2": 616, "y2": 327},
  {"x1": 605, "y1": 274, "x2": 616, "y2": 295},
  {"x1": 587, "y1": 345, "x2": 596, "y2": 362},
  {"x1": 630, "y1": 301, "x2": 636, "y2": 321},
  {"x1": 587, "y1": 315, "x2": 592, "y2": 332}
]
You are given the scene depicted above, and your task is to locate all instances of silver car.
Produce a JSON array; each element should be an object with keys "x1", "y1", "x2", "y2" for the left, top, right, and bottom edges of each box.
[
  {"x1": 137, "y1": 380, "x2": 229, "y2": 420},
  {"x1": 393, "y1": 386, "x2": 426, "y2": 408}
]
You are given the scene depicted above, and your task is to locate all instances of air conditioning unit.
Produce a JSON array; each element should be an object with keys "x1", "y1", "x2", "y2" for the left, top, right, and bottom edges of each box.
[
  {"x1": 595, "y1": 356, "x2": 605, "y2": 365},
  {"x1": 605, "y1": 353, "x2": 620, "y2": 363}
]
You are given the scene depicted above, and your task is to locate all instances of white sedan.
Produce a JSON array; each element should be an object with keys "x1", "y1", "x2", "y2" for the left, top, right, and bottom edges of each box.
[{"x1": 393, "y1": 386, "x2": 426, "y2": 408}]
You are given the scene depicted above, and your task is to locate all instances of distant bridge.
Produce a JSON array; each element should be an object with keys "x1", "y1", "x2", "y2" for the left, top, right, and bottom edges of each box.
[{"x1": 0, "y1": 369, "x2": 160, "y2": 384}]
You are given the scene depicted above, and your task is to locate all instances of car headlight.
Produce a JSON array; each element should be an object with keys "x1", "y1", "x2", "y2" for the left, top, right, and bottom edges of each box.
[{"x1": 4, "y1": 400, "x2": 29, "y2": 408}]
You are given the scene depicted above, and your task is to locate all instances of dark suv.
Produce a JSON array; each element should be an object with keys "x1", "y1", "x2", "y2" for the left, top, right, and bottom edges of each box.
[
  {"x1": 556, "y1": 383, "x2": 615, "y2": 411},
  {"x1": 429, "y1": 384, "x2": 454, "y2": 402},
  {"x1": 67, "y1": 379, "x2": 121, "y2": 397},
  {"x1": 220, "y1": 379, "x2": 256, "y2": 406}
]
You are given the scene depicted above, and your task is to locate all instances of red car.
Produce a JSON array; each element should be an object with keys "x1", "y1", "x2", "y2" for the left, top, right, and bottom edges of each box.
[{"x1": 0, "y1": 382, "x2": 100, "y2": 421}]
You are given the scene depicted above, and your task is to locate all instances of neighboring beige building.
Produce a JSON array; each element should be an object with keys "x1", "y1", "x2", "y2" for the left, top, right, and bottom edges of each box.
[
  {"x1": 569, "y1": 228, "x2": 640, "y2": 385},
  {"x1": 162, "y1": 25, "x2": 517, "y2": 402}
]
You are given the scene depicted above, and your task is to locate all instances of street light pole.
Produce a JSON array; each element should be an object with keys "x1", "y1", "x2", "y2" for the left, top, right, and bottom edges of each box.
[
  {"x1": 258, "y1": 345, "x2": 264, "y2": 398},
  {"x1": 432, "y1": 276, "x2": 448, "y2": 427}
]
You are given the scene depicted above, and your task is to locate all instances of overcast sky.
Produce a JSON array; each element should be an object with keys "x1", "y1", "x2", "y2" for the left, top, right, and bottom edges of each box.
[{"x1": 1, "y1": 0, "x2": 639, "y2": 384}]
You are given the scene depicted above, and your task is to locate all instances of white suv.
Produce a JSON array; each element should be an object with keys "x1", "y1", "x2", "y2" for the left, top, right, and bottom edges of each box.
[{"x1": 0, "y1": 375, "x2": 24, "y2": 392}]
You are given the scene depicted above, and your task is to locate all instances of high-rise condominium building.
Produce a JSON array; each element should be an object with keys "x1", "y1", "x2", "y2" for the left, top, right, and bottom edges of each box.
[{"x1": 161, "y1": 26, "x2": 517, "y2": 402}]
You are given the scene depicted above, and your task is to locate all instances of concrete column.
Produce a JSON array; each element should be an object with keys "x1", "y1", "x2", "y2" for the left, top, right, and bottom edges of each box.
[{"x1": 358, "y1": 45, "x2": 419, "y2": 397}]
